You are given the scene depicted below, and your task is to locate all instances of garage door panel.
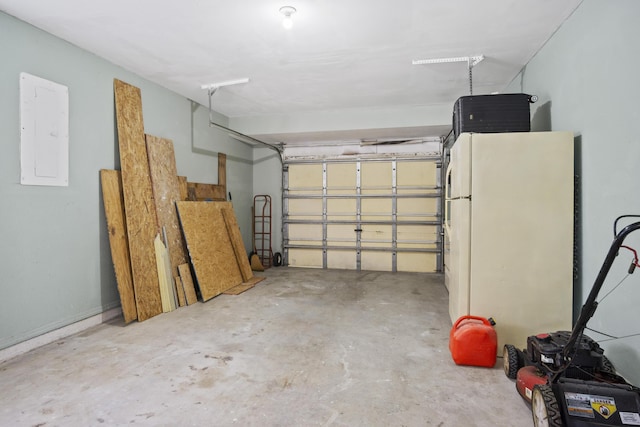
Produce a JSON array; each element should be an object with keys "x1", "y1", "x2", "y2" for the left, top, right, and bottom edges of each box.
[
  {"x1": 397, "y1": 225, "x2": 438, "y2": 248},
  {"x1": 361, "y1": 198, "x2": 391, "y2": 221},
  {"x1": 397, "y1": 198, "x2": 438, "y2": 217},
  {"x1": 327, "y1": 163, "x2": 356, "y2": 193},
  {"x1": 327, "y1": 250, "x2": 356, "y2": 270},
  {"x1": 289, "y1": 164, "x2": 323, "y2": 190},
  {"x1": 289, "y1": 199, "x2": 323, "y2": 220},
  {"x1": 284, "y1": 158, "x2": 441, "y2": 273},
  {"x1": 289, "y1": 249, "x2": 323, "y2": 268},
  {"x1": 289, "y1": 224, "x2": 322, "y2": 241},
  {"x1": 361, "y1": 251, "x2": 392, "y2": 271},
  {"x1": 397, "y1": 161, "x2": 437, "y2": 187},
  {"x1": 361, "y1": 162, "x2": 391, "y2": 193},
  {"x1": 397, "y1": 253, "x2": 437, "y2": 273},
  {"x1": 327, "y1": 224, "x2": 356, "y2": 246},
  {"x1": 327, "y1": 198, "x2": 356, "y2": 219},
  {"x1": 361, "y1": 225, "x2": 392, "y2": 247}
]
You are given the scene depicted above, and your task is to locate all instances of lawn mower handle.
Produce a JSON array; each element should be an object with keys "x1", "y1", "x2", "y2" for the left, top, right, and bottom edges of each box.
[{"x1": 555, "y1": 220, "x2": 640, "y2": 382}]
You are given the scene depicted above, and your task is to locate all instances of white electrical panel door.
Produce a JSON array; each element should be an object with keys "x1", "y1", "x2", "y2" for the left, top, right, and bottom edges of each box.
[{"x1": 20, "y1": 72, "x2": 69, "y2": 186}]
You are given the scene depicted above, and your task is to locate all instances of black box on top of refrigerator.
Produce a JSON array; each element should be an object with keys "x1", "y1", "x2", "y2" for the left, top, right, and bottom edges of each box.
[{"x1": 453, "y1": 93, "x2": 537, "y2": 141}]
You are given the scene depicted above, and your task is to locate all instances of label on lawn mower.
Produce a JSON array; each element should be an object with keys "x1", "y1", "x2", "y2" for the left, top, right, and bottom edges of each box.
[
  {"x1": 590, "y1": 396, "x2": 617, "y2": 420},
  {"x1": 565, "y1": 392, "x2": 595, "y2": 418},
  {"x1": 564, "y1": 393, "x2": 618, "y2": 420},
  {"x1": 620, "y1": 411, "x2": 640, "y2": 425}
]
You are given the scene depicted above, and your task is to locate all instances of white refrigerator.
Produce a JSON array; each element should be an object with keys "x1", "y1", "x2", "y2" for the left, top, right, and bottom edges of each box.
[{"x1": 444, "y1": 131, "x2": 574, "y2": 350}]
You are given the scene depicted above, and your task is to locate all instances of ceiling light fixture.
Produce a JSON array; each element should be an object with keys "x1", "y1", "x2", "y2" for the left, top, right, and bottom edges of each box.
[{"x1": 279, "y1": 6, "x2": 296, "y2": 29}]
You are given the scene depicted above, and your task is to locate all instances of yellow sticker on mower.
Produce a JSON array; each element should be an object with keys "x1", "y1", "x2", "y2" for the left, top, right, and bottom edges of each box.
[{"x1": 591, "y1": 396, "x2": 617, "y2": 420}]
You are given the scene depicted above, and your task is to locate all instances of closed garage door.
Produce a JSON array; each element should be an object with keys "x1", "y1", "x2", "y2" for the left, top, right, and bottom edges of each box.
[{"x1": 284, "y1": 157, "x2": 442, "y2": 272}]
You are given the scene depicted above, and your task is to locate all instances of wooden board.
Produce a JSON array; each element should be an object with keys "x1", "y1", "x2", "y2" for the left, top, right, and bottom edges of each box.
[
  {"x1": 186, "y1": 184, "x2": 197, "y2": 201},
  {"x1": 114, "y1": 79, "x2": 162, "y2": 321},
  {"x1": 177, "y1": 176, "x2": 188, "y2": 201},
  {"x1": 221, "y1": 206, "x2": 253, "y2": 282},
  {"x1": 145, "y1": 135, "x2": 192, "y2": 283},
  {"x1": 223, "y1": 276, "x2": 265, "y2": 295},
  {"x1": 183, "y1": 153, "x2": 226, "y2": 201},
  {"x1": 186, "y1": 182, "x2": 226, "y2": 201},
  {"x1": 174, "y1": 275, "x2": 186, "y2": 307},
  {"x1": 178, "y1": 263, "x2": 198, "y2": 305},
  {"x1": 162, "y1": 237, "x2": 177, "y2": 310},
  {"x1": 154, "y1": 235, "x2": 174, "y2": 312},
  {"x1": 218, "y1": 153, "x2": 226, "y2": 198},
  {"x1": 99, "y1": 169, "x2": 137, "y2": 323},
  {"x1": 176, "y1": 201, "x2": 243, "y2": 301}
]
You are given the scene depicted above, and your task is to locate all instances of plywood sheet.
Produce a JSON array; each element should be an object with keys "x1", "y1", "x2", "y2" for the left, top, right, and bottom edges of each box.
[
  {"x1": 177, "y1": 176, "x2": 188, "y2": 201},
  {"x1": 154, "y1": 235, "x2": 174, "y2": 313},
  {"x1": 174, "y1": 275, "x2": 186, "y2": 307},
  {"x1": 223, "y1": 276, "x2": 265, "y2": 295},
  {"x1": 178, "y1": 263, "x2": 198, "y2": 305},
  {"x1": 218, "y1": 153, "x2": 226, "y2": 197},
  {"x1": 145, "y1": 134, "x2": 191, "y2": 285},
  {"x1": 221, "y1": 206, "x2": 253, "y2": 282},
  {"x1": 176, "y1": 201, "x2": 243, "y2": 301},
  {"x1": 99, "y1": 169, "x2": 137, "y2": 323},
  {"x1": 186, "y1": 182, "x2": 226, "y2": 201},
  {"x1": 114, "y1": 79, "x2": 162, "y2": 321}
]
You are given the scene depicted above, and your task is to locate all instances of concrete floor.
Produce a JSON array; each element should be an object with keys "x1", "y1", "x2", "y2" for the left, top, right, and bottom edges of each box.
[{"x1": 0, "y1": 268, "x2": 532, "y2": 426}]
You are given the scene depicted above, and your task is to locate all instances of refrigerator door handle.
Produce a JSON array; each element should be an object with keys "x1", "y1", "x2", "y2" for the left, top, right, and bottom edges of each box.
[
  {"x1": 444, "y1": 199, "x2": 451, "y2": 238},
  {"x1": 444, "y1": 162, "x2": 453, "y2": 238},
  {"x1": 445, "y1": 161, "x2": 453, "y2": 200}
]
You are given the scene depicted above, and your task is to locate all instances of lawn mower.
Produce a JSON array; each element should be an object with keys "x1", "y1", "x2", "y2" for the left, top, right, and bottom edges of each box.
[{"x1": 502, "y1": 217, "x2": 640, "y2": 426}]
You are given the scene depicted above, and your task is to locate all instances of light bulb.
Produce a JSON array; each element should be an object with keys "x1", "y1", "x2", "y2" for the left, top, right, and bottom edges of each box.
[
  {"x1": 279, "y1": 6, "x2": 296, "y2": 30},
  {"x1": 282, "y1": 15, "x2": 293, "y2": 29}
]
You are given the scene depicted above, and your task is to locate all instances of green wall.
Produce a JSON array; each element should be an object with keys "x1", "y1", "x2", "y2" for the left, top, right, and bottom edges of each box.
[
  {"x1": 506, "y1": 0, "x2": 640, "y2": 384},
  {"x1": 252, "y1": 147, "x2": 284, "y2": 255},
  {"x1": 0, "y1": 11, "x2": 253, "y2": 349}
]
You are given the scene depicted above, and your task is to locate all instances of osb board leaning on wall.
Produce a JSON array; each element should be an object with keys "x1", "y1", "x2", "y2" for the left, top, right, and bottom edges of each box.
[
  {"x1": 176, "y1": 201, "x2": 247, "y2": 301},
  {"x1": 99, "y1": 169, "x2": 137, "y2": 323},
  {"x1": 114, "y1": 79, "x2": 162, "y2": 321},
  {"x1": 145, "y1": 134, "x2": 196, "y2": 306}
]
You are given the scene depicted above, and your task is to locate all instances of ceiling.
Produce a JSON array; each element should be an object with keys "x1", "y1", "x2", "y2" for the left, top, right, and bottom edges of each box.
[{"x1": 1, "y1": 0, "x2": 583, "y2": 143}]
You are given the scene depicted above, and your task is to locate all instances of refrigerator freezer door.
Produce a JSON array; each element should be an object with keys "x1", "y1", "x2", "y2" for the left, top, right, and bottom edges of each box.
[
  {"x1": 449, "y1": 133, "x2": 472, "y2": 199},
  {"x1": 468, "y1": 131, "x2": 574, "y2": 349}
]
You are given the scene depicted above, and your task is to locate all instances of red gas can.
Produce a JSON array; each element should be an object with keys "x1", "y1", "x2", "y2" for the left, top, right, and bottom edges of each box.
[{"x1": 449, "y1": 315, "x2": 497, "y2": 368}]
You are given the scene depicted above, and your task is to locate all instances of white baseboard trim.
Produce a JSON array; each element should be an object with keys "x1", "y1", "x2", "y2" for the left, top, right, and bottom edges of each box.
[{"x1": 0, "y1": 307, "x2": 122, "y2": 364}]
